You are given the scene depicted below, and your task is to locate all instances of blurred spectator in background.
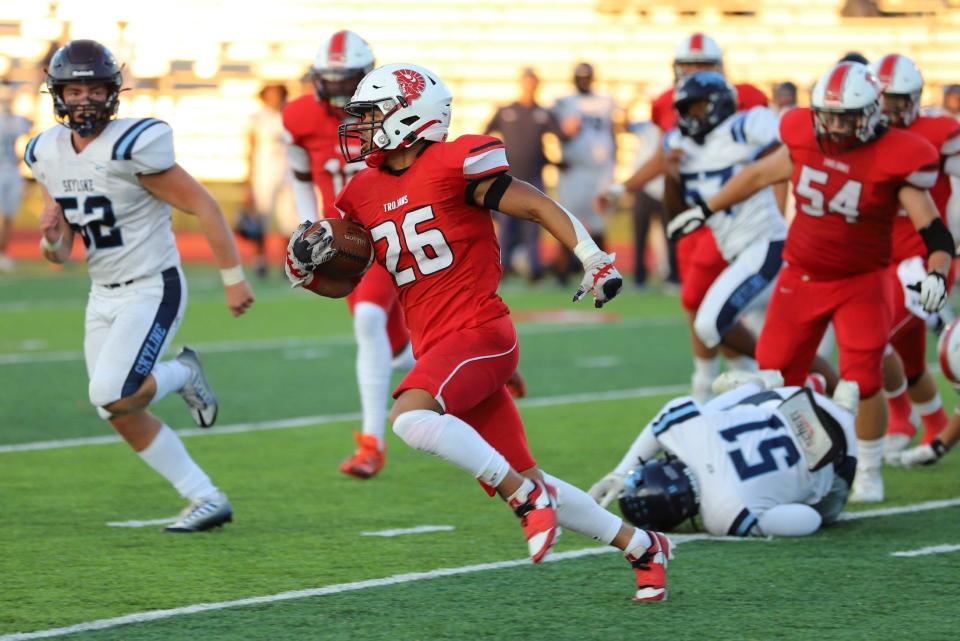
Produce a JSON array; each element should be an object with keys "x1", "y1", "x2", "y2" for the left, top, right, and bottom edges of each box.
[
  {"x1": 628, "y1": 119, "x2": 678, "y2": 290},
  {"x1": 0, "y1": 82, "x2": 31, "y2": 272},
  {"x1": 242, "y1": 83, "x2": 292, "y2": 278},
  {"x1": 943, "y1": 85, "x2": 960, "y2": 119},
  {"x1": 484, "y1": 68, "x2": 564, "y2": 281},
  {"x1": 551, "y1": 62, "x2": 617, "y2": 284},
  {"x1": 772, "y1": 81, "x2": 798, "y2": 116}
]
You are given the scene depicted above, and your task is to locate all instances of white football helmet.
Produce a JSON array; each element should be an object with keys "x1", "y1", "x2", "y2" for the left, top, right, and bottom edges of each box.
[
  {"x1": 811, "y1": 62, "x2": 883, "y2": 155},
  {"x1": 674, "y1": 33, "x2": 723, "y2": 79},
  {"x1": 938, "y1": 317, "x2": 960, "y2": 386},
  {"x1": 339, "y1": 63, "x2": 452, "y2": 168},
  {"x1": 310, "y1": 30, "x2": 375, "y2": 107},
  {"x1": 869, "y1": 53, "x2": 923, "y2": 128}
]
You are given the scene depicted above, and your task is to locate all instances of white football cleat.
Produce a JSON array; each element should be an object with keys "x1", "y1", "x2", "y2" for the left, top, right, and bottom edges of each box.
[
  {"x1": 176, "y1": 346, "x2": 218, "y2": 428},
  {"x1": 883, "y1": 433, "x2": 913, "y2": 465},
  {"x1": 850, "y1": 467, "x2": 884, "y2": 503},
  {"x1": 164, "y1": 491, "x2": 232, "y2": 533}
]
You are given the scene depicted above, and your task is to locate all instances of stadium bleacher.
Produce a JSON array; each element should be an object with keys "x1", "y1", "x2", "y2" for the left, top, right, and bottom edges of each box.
[{"x1": 2, "y1": 0, "x2": 960, "y2": 181}]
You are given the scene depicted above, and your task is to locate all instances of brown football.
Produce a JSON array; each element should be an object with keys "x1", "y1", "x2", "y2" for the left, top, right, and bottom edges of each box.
[{"x1": 306, "y1": 218, "x2": 375, "y2": 279}]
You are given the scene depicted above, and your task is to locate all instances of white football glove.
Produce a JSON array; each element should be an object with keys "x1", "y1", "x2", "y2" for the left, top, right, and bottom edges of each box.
[
  {"x1": 600, "y1": 182, "x2": 626, "y2": 204},
  {"x1": 284, "y1": 222, "x2": 317, "y2": 288},
  {"x1": 918, "y1": 271, "x2": 947, "y2": 313},
  {"x1": 666, "y1": 205, "x2": 707, "y2": 241},
  {"x1": 290, "y1": 220, "x2": 338, "y2": 268},
  {"x1": 588, "y1": 472, "x2": 625, "y2": 508},
  {"x1": 711, "y1": 369, "x2": 784, "y2": 395},
  {"x1": 896, "y1": 439, "x2": 947, "y2": 467},
  {"x1": 574, "y1": 251, "x2": 623, "y2": 309}
]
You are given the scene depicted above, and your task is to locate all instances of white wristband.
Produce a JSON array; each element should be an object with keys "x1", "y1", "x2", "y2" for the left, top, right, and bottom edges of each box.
[
  {"x1": 40, "y1": 235, "x2": 63, "y2": 253},
  {"x1": 220, "y1": 265, "x2": 246, "y2": 286},
  {"x1": 573, "y1": 238, "x2": 604, "y2": 265}
]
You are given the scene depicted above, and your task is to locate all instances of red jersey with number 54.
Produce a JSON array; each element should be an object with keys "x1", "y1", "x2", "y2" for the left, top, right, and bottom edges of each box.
[
  {"x1": 779, "y1": 107, "x2": 939, "y2": 279},
  {"x1": 335, "y1": 135, "x2": 511, "y2": 355},
  {"x1": 282, "y1": 95, "x2": 361, "y2": 218}
]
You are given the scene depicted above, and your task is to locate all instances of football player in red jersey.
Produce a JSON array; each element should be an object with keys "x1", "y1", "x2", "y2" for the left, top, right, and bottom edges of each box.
[
  {"x1": 600, "y1": 33, "x2": 771, "y2": 403},
  {"x1": 867, "y1": 54, "x2": 960, "y2": 458},
  {"x1": 289, "y1": 63, "x2": 673, "y2": 601},
  {"x1": 667, "y1": 62, "x2": 953, "y2": 504},
  {"x1": 282, "y1": 31, "x2": 412, "y2": 479}
]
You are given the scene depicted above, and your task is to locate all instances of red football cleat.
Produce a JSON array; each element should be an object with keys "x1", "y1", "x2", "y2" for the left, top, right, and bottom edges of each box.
[
  {"x1": 508, "y1": 479, "x2": 558, "y2": 563},
  {"x1": 627, "y1": 530, "x2": 672, "y2": 602},
  {"x1": 339, "y1": 432, "x2": 385, "y2": 479}
]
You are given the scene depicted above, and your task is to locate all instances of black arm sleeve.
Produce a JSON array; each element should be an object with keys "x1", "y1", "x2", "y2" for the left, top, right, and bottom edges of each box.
[
  {"x1": 920, "y1": 217, "x2": 956, "y2": 258},
  {"x1": 464, "y1": 172, "x2": 513, "y2": 210}
]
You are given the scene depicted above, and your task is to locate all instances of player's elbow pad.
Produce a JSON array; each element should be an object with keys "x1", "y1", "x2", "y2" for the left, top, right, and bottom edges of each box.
[
  {"x1": 756, "y1": 503, "x2": 822, "y2": 537},
  {"x1": 920, "y1": 217, "x2": 955, "y2": 258}
]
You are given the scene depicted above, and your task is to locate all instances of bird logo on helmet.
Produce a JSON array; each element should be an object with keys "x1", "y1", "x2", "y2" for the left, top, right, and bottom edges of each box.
[
  {"x1": 618, "y1": 458, "x2": 700, "y2": 532},
  {"x1": 44, "y1": 39, "x2": 123, "y2": 138},
  {"x1": 338, "y1": 63, "x2": 452, "y2": 168}
]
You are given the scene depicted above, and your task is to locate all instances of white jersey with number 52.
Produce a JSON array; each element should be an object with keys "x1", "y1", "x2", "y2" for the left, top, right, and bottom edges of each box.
[{"x1": 25, "y1": 118, "x2": 180, "y2": 286}]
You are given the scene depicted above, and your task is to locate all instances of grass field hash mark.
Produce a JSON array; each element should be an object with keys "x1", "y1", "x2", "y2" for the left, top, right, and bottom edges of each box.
[
  {"x1": 4, "y1": 500, "x2": 958, "y2": 641},
  {"x1": 890, "y1": 543, "x2": 960, "y2": 557},
  {"x1": 360, "y1": 525, "x2": 456, "y2": 537}
]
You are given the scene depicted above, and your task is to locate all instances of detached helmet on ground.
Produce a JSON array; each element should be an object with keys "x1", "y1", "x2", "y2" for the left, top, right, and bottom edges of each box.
[
  {"x1": 673, "y1": 71, "x2": 737, "y2": 144},
  {"x1": 45, "y1": 39, "x2": 123, "y2": 138},
  {"x1": 619, "y1": 458, "x2": 700, "y2": 532},
  {"x1": 810, "y1": 62, "x2": 884, "y2": 156},
  {"x1": 339, "y1": 63, "x2": 452, "y2": 168},
  {"x1": 311, "y1": 30, "x2": 375, "y2": 108},
  {"x1": 938, "y1": 317, "x2": 960, "y2": 387}
]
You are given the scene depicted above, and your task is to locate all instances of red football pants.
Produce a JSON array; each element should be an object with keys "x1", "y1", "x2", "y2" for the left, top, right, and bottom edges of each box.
[
  {"x1": 394, "y1": 314, "x2": 536, "y2": 474},
  {"x1": 677, "y1": 227, "x2": 728, "y2": 313},
  {"x1": 757, "y1": 265, "x2": 893, "y2": 398}
]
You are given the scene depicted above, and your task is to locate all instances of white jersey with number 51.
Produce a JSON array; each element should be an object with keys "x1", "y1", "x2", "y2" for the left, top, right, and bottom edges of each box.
[{"x1": 25, "y1": 118, "x2": 180, "y2": 285}]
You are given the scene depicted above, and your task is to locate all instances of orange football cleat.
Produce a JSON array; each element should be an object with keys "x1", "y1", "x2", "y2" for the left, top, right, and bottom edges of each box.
[
  {"x1": 340, "y1": 432, "x2": 385, "y2": 479},
  {"x1": 506, "y1": 369, "x2": 527, "y2": 399}
]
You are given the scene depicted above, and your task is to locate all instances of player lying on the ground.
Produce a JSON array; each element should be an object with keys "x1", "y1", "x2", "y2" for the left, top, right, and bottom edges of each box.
[
  {"x1": 887, "y1": 316, "x2": 960, "y2": 466},
  {"x1": 589, "y1": 371, "x2": 859, "y2": 537}
]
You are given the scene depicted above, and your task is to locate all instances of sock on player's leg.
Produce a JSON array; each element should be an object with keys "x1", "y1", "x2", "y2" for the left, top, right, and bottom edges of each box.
[{"x1": 138, "y1": 424, "x2": 217, "y2": 500}]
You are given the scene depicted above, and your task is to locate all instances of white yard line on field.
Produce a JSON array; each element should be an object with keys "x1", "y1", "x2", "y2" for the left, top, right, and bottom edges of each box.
[
  {"x1": 0, "y1": 384, "x2": 689, "y2": 454},
  {"x1": 0, "y1": 533, "x2": 753, "y2": 641},
  {"x1": 0, "y1": 316, "x2": 681, "y2": 366},
  {"x1": 5, "y1": 499, "x2": 957, "y2": 641},
  {"x1": 837, "y1": 497, "x2": 960, "y2": 521},
  {"x1": 889, "y1": 543, "x2": 960, "y2": 558},
  {"x1": 106, "y1": 518, "x2": 177, "y2": 528},
  {"x1": 360, "y1": 525, "x2": 456, "y2": 537}
]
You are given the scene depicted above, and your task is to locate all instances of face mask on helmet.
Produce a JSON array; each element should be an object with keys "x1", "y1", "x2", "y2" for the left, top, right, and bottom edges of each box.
[
  {"x1": 674, "y1": 72, "x2": 737, "y2": 143},
  {"x1": 618, "y1": 458, "x2": 700, "y2": 532},
  {"x1": 45, "y1": 40, "x2": 123, "y2": 138},
  {"x1": 312, "y1": 68, "x2": 368, "y2": 108},
  {"x1": 813, "y1": 104, "x2": 881, "y2": 156},
  {"x1": 338, "y1": 98, "x2": 398, "y2": 168},
  {"x1": 879, "y1": 92, "x2": 919, "y2": 128}
]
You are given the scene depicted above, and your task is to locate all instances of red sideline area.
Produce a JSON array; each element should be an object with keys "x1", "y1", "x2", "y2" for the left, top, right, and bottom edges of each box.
[{"x1": 7, "y1": 230, "x2": 641, "y2": 274}]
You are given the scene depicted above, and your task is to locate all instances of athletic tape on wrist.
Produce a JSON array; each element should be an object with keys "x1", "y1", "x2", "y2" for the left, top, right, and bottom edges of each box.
[
  {"x1": 220, "y1": 265, "x2": 246, "y2": 286},
  {"x1": 40, "y1": 235, "x2": 63, "y2": 253}
]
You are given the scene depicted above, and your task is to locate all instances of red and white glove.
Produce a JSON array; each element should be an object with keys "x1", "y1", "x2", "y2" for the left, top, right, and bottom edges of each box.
[{"x1": 573, "y1": 251, "x2": 623, "y2": 309}]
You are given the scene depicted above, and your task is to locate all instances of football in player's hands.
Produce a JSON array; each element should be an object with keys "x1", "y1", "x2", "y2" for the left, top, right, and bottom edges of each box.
[{"x1": 293, "y1": 219, "x2": 375, "y2": 279}]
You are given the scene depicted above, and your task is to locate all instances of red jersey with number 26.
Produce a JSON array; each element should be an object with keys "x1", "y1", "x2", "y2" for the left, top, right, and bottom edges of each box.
[
  {"x1": 779, "y1": 107, "x2": 939, "y2": 279},
  {"x1": 890, "y1": 115, "x2": 960, "y2": 262},
  {"x1": 282, "y1": 95, "x2": 360, "y2": 218},
  {"x1": 335, "y1": 135, "x2": 511, "y2": 355}
]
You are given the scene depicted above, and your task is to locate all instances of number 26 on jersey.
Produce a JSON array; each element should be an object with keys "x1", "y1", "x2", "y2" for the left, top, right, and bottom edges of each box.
[{"x1": 370, "y1": 205, "x2": 453, "y2": 286}]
